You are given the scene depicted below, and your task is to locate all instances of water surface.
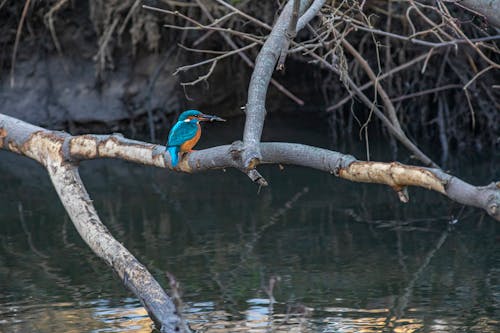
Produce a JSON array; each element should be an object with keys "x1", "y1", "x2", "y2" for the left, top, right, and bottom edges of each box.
[{"x1": 0, "y1": 116, "x2": 499, "y2": 332}]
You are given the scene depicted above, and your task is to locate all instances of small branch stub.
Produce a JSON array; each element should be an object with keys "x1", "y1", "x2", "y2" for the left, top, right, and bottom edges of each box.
[
  {"x1": 395, "y1": 186, "x2": 410, "y2": 203},
  {"x1": 2, "y1": 114, "x2": 500, "y2": 220}
]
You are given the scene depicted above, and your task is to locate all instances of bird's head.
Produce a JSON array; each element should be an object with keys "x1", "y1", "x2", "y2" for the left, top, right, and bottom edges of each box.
[{"x1": 178, "y1": 109, "x2": 226, "y2": 123}]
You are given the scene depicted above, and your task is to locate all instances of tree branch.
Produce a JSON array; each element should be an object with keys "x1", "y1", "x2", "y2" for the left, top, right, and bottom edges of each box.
[
  {"x1": 309, "y1": 52, "x2": 439, "y2": 167},
  {"x1": 2, "y1": 114, "x2": 498, "y2": 222},
  {"x1": 326, "y1": 52, "x2": 432, "y2": 111},
  {"x1": 47, "y1": 162, "x2": 188, "y2": 332},
  {"x1": 0, "y1": 114, "x2": 189, "y2": 333},
  {"x1": 243, "y1": 0, "x2": 320, "y2": 169},
  {"x1": 277, "y1": 0, "x2": 301, "y2": 70},
  {"x1": 193, "y1": 0, "x2": 305, "y2": 105},
  {"x1": 296, "y1": 0, "x2": 326, "y2": 31},
  {"x1": 226, "y1": 0, "x2": 437, "y2": 167}
]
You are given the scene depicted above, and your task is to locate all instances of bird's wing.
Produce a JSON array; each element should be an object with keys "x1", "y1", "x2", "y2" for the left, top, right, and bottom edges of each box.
[{"x1": 167, "y1": 121, "x2": 198, "y2": 146}]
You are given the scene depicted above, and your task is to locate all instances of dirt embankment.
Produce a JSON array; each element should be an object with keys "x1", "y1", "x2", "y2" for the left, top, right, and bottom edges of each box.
[
  {"x1": 1, "y1": 1, "x2": 498, "y2": 153},
  {"x1": 0, "y1": 1, "x2": 184, "y2": 132}
]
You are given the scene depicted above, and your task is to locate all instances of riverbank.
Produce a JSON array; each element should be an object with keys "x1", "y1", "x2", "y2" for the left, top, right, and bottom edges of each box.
[{"x1": 1, "y1": 0, "x2": 498, "y2": 152}]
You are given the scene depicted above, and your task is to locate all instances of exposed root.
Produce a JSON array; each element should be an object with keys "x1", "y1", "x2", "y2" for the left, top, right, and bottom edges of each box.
[
  {"x1": 10, "y1": 0, "x2": 31, "y2": 87},
  {"x1": 44, "y1": 0, "x2": 68, "y2": 59},
  {"x1": 1, "y1": 0, "x2": 498, "y2": 154}
]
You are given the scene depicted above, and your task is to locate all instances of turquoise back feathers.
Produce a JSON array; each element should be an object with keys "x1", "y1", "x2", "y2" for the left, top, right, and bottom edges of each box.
[
  {"x1": 166, "y1": 110, "x2": 226, "y2": 167},
  {"x1": 167, "y1": 146, "x2": 180, "y2": 167}
]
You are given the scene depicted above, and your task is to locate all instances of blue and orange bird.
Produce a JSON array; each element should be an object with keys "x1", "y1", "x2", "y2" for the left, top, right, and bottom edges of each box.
[{"x1": 166, "y1": 110, "x2": 225, "y2": 167}]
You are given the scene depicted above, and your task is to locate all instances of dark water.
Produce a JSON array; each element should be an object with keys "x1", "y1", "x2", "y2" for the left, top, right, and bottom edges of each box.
[{"x1": 0, "y1": 116, "x2": 499, "y2": 332}]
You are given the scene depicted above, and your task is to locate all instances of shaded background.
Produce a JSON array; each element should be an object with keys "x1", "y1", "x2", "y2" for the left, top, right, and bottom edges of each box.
[
  {"x1": 1, "y1": 0, "x2": 499, "y2": 332},
  {"x1": 1, "y1": 116, "x2": 499, "y2": 332},
  {"x1": 1, "y1": 0, "x2": 499, "y2": 157}
]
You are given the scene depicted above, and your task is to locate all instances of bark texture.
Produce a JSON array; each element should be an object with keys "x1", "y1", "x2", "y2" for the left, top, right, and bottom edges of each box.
[
  {"x1": 0, "y1": 114, "x2": 188, "y2": 333},
  {"x1": 242, "y1": 0, "x2": 312, "y2": 168},
  {"x1": 2, "y1": 113, "x2": 499, "y2": 222}
]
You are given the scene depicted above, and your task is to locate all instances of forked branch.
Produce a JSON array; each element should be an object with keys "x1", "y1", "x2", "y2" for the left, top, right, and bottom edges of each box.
[
  {"x1": 243, "y1": 0, "x2": 320, "y2": 169},
  {"x1": 0, "y1": 114, "x2": 189, "y2": 333},
  {"x1": 1, "y1": 114, "x2": 498, "y2": 221}
]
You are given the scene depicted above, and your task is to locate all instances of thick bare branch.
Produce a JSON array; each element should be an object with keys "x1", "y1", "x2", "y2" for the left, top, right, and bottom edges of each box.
[
  {"x1": 243, "y1": 0, "x2": 296, "y2": 168},
  {"x1": 220, "y1": 1, "x2": 437, "y2": 167},
  {"x1": 193, "y1": 0, "x2": 305, "y2": 105},
  {"x1": 47, "y1": 162, "x2": 188, "y2": 333},
  {"x1": 243, "y1": 0, "x2": 320, "y2": 169},
  {"x1": 0, "y1": 114, "x2": 188, "y2": 333},
  {"x1": 277, "y1": 0, "x2": 301, "y2": 70},
  {"x1": 2, "y1": 114, "x2": 498, "y2": 221},
  {"x1": 277, "y1": 0, "x2": 326, "y2": 70},
  {"x1": 296, "y1": 0, "x2": 326, "y2": 31}
]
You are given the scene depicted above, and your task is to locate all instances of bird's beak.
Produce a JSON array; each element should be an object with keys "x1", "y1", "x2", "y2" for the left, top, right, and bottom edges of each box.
[{"x1": 200, "y1": 114, "x2": 226, "y2": 122}]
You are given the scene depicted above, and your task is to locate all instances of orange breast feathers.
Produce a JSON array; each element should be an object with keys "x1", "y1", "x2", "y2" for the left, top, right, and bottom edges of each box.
[{"x1": 180, "y1": 123, "x2": 201, "y2": 152}]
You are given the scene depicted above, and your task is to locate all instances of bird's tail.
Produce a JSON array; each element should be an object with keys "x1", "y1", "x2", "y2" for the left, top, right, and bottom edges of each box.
[{"x1": 167, "y1": 146, "x2": 179, "y2": 167}]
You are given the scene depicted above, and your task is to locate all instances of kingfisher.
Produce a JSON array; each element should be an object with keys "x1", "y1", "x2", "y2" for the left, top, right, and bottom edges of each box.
[{"x1": 166, "y1": 109, "x2": 225, "y2": 167}]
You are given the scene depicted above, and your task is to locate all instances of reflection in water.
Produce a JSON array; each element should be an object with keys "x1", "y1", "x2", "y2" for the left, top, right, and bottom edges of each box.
[
  {"x1": 0, "y1": 118, "x2": 499, "y2": 332},
  {"x1": 0, "y1": 299, "x2": 151, "y2": 333},
  {"x1": 1, "y1": 298, "x2": 500, "y2": 332}
]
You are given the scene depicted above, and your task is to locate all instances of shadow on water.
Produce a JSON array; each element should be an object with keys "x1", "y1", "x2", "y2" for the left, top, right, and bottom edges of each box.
[{"x1": 0, "y1": 114, "x2": 499, "y2": 332}]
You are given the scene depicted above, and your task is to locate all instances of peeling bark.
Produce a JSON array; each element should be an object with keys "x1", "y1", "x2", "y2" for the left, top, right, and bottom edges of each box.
[
  {"x1": 0, "y1": 114, "x2": 188, "y2": 333},
  {"x1": 339, "y1": 162, "x2": 447, "y2": 194},
  {"x1": 47, "y1": 161, "x2": 185, "y2": 332},
  {"x1": 1, "y1": 1, "x2": 499, "y2": 330},
  {"x1": 2, "y1": 113, "x2": 499, "y2": 223}
]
